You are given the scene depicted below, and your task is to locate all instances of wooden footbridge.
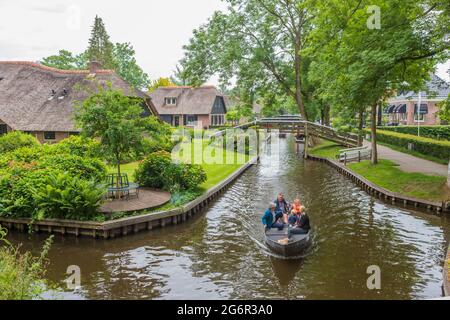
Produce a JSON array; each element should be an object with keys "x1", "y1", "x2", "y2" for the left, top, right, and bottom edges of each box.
[{"x1": 236, "y1": 115, "x2": 359, "y2": 147}]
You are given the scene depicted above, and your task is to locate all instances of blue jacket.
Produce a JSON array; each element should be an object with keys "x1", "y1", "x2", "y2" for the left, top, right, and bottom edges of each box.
[{"x1": 262, "y1": 209, "x2": 283, "y2": 228}]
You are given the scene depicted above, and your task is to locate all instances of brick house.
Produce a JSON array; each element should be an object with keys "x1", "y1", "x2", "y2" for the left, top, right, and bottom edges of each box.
[
  {"x1": 149, "y1": 86, "x2": 227, "y2": 128},
  {"x1": 385, "y1": 74, "x2": 450, "y2": 125},
  {"x1": 0, "y1": 61, "x2": 158, "y2": 143}
]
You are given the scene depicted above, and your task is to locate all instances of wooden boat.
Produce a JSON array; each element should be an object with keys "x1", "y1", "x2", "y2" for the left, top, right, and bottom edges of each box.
[{"x1": 265, "y1": 227, "x2": 311, "y2": 258}]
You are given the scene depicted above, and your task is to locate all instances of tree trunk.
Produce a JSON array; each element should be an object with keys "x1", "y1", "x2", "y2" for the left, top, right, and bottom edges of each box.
[
  {"x1": 324, "y1": 105, "x2": 330, "y2": 126},
  {"x1": 371, "y1": 104, "x2": 378, "y2": 165},
  {"x1": 358, "y1": 110, "x2": 364, "y2": 147},
  {"x1": 294, "y1": 47, "x2": 307, "y2": 120}
]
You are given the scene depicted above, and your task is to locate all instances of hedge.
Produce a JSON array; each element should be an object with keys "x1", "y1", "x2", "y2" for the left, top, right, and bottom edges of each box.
[
  {"x1": 378, "y1": 125, "x2": 450, "y2": 141},
  {"x1": 368, "y1": 129, "x2": 450, "y2": 161}
]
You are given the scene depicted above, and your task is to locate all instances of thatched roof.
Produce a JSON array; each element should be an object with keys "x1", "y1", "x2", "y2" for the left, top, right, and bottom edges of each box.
[
  {"x1": 149, "y1": 86, "x2": 225, "y2": 115},
  {"x1": 0, "y1": 61, "x2": 158, "y2": 132}
]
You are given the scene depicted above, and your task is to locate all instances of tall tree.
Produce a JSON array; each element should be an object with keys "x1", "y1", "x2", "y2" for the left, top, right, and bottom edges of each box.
[
  {"x1": 309, "y1": 0, "x2": 449, "y2": 164},
  {"x1": 180, "y1": 0, "x2": 315, "y2": 120},
  {"x1": 113, "y1": 42, "x2": 150, "y2": 88},
  {"x1": 75, "y1": 83, "x2": 146, "y2": 181},
  {"x1": 86, "y1": 15, "x2": 115, "y2": 69}
]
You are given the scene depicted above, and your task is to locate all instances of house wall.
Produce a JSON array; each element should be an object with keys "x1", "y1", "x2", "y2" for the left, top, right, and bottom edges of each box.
[
  {"x1": 390, "y1": 101, "x2": 441, "y2": 126},
  {"x1": 32, "y1": 131, "x2": 72, "y2": 144},
  {"x1": 198, "y1": 115, "x2": 211, "y2": 128},
  {"x1": 0, "y1": 118, "x2": 11, "y2": 134}
]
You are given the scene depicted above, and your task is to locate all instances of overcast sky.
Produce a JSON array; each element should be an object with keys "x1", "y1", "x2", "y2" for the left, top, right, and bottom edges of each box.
[{"x1": 0, "y1": 0, "x2": 448, "y2": 84}]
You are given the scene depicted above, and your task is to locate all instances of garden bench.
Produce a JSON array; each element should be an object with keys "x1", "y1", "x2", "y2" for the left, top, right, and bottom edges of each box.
[
  {"x1": 337, "y1": 146, "x2": 371, "y2": 164},
  {"x1": 106, "y1": 173, "x2": 140, "y2": 200}
]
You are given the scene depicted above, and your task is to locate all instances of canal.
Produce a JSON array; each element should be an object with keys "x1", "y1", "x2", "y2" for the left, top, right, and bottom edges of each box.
[{"x1": 7, "y1": 136, "x2": 450, "y2": 299}]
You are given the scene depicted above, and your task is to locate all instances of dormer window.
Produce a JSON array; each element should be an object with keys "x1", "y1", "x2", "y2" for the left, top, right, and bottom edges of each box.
[{"x1": 165, "y1": 97, "x2": 177, "y2": 105}]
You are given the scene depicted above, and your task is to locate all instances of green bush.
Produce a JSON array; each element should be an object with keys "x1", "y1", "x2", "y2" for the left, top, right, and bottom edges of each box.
[
  {"x1": 31, "y1": 172, "x2": 105, "y2": 221},
  {"x1": 134, "y1": 151, "x2": 207, "y2": 192},
  {"x1": 0, "y1": 131, "x2": 39, "y2": 153},
  {"x1": 39, "y1": 155, "x2": 107, "y2": 182},
  {"x1": 53, "y1": 135, "x2": 101, "y2": 158},
  {"x1": 0, "y1": 137, "x2": 108, "y2": 220},
  {"x1": 0, "y1": 226, "x2": 54, "y2": 300},
  {"x1": 378, "y1": 125, "x2": 450, "y2": 141},
  {"x1": 369, "y1": 129, "x2": 450, "y2": 160}
]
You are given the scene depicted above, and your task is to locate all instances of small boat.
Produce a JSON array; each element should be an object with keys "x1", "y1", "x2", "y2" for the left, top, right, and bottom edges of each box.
[{"x1": 265, "y1": 227, "x2": 311, "y2": 258}]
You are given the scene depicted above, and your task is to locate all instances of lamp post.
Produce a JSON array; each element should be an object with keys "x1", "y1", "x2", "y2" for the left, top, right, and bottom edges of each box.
[{"x1": 417, "y1": 91, "x2": 421, "y2": 137}]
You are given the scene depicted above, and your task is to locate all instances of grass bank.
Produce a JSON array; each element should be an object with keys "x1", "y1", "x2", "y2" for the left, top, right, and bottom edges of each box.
[
  {"x1": 309, "y1": 139, "x2": 448, "y2": 202},
  {"x1": 107, "y1": 139, "x2": 252, "y2": 215}
]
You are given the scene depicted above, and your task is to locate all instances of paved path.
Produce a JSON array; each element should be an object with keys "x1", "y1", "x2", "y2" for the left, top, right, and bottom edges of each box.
[{"x1": 363, "y1": 141, "x2": 448, "y2": 177}]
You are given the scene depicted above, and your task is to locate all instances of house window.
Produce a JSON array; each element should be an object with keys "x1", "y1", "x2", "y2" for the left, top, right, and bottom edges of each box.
[
  {"x1": 186, "y1": 115, "x2": 198, "y2": 125},
  {"x1": 399, "y1": 113, "x2": 407, "y2": 121},
  {"x1": 164, "y1": 97, "x2": 177, "y2": 105},
  {"x1": 44, "y1": 131, "x2": 56, "y2": 140},
  {"x1": 414, "y1": 113, "x2": 425, "y2": 122},
  {"x1": 0, "y1": 124, "x2": 7, "y2": 135},
  {"x1": 211, "y1": 114, "x2": 225, "y2": 126}
]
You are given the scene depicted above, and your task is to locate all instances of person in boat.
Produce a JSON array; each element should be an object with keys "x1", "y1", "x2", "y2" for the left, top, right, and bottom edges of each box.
[
  {"x1": 274, "y1": 193, "x2": 290, "y2": 224},
  {"x1": 290, "y1": 206, "x2": 310, "y2": 235},
  {"x1": 288, "y1": 198, "x2": 302, "y2": 225},
  {"x1": 262, "y1": 203, "x2": 284, "y2": 230}
]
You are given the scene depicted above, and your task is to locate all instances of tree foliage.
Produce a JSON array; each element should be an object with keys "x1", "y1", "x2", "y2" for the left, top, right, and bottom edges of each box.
[
  {"x1": 41, "y1": 16, "x2": 149, "y2": 89},
  {"x1": 148, "y1": 77, "x2": 176, "y2": 93},
  {"x1": 180, "y1": 0, "x2": 315, "y2": 119},
  {"x1": 86, "y1": 15, "x2": 115, "y2": 69},
  {"x1": 75, "y1": 83, "x2": 147, "y2": 176}
]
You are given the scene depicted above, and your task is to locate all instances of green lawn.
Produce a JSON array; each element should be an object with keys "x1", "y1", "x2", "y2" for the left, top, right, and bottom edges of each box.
[
  {"x1": 348, "y1": 159, "x2": 447, "y2": 202},
  {"x1": 109, "y1": 139, "x2": 251, "y2": 190},
  {"x1": 308, "y1": 139, "x2": 448, "y2": 202},
  {"x1": 308, "y1": 139, "x2": 342, "y2": 159}
]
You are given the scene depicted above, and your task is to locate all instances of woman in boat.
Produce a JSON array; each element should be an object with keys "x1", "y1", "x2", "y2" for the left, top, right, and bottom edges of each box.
[
  {"x1": 274, "y1": 193, "x2": 290, "y2": 224},
  {"x1": 290, "y1": 206, "x2": 310, "y2": 235},
  {"x1": 262, "y1": 203, "x2": 284, "y2": 230},
  {"x1": 288, "y1": 198, "x2": 302, "y2": 225}
]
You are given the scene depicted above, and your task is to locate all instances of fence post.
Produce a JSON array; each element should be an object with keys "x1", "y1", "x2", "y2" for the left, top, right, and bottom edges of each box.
[
  {"x1": 358, "y1": 150, "x2": 361, "y2": 162},
  {"x1": 344, "y1": 153, "x2": 347, "y2": 165},
  {"x1": 447, "y1": 159, "x2": 450, "y2": 188}
]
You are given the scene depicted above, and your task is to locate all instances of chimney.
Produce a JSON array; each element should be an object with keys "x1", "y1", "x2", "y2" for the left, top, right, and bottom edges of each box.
[{"x1": 89, "y1": 61, "x2": 102, "y2": 73}]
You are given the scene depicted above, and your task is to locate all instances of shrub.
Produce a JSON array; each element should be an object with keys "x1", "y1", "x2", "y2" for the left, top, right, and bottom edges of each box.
[
  {"x1": 134, "y1": 151, "x2": 174, "y2": 189},
  {"x1": 39, "y1": 155, "x2": 107, "y2": 182},
  {"x1": 0, "y1": 131, "x2": 39, "y2": 153},
  {"x1": 378, "y1": 125, "x2": 450, "y2": 141},
  {"x1": 31, "y1": 172, "x2": 106, "y2": 221},
  {"x1": 134, "y1": 151, "x2": 207, "y2": 192},
  {"x1": 369, "y1": 129, "x2": 450, "y2": 160},
  {"x1": 0, "y1": 226, "x2": 54, "y2": 300},
  {"x1": 53, "y1": 135, "x2": 101, "y2": 158}
]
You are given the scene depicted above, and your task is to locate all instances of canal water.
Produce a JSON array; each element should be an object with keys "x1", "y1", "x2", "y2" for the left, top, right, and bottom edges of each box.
[{"x1": 7, "y1": 136, "x2": 450, "y2": 299}]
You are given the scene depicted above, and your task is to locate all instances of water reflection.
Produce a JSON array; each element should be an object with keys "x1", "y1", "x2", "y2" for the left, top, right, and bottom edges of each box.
[{"x1": 6, "y1": 135, "x2": 450, "y2": 299}]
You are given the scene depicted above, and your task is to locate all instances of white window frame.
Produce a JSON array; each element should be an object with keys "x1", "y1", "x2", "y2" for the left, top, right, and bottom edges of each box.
[
  {"x1": 165, "y1": 97, "x2": 177, "y2": 105},
  {"x1": 414, "y1": 113, "x2": 425, "y2": 122}
]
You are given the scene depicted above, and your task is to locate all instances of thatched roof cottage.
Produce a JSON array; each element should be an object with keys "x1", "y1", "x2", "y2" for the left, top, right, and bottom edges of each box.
[
  {"x1": 149, "y1": 86, "x2": 227, "y2": 128},
  {"x1": 0, "y1": 61, "x2": 158, "y2": 143}
]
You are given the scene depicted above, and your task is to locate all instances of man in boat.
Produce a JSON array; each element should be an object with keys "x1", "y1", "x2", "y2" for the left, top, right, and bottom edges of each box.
[
  {"x1": 274, "y1": 193, "x2": 290, "y2": 224},
  {"x1": 289, "y1": 206, "x2": 310, "y2": 235},
  {"x1": 262, "y1": 203, "x2": 284, "y2": 230}
]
